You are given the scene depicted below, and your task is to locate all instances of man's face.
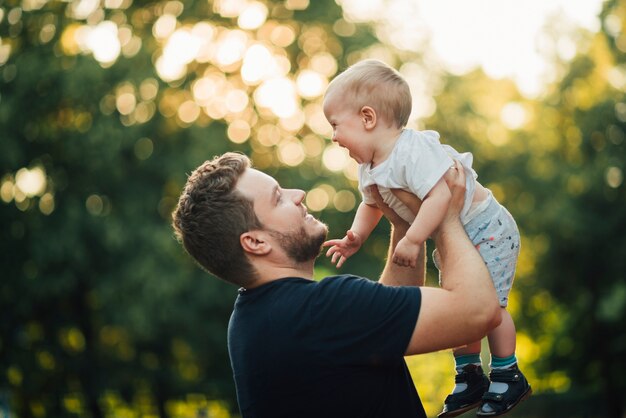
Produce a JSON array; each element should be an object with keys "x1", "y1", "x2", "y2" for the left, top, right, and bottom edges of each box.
[
  {"x1": 236, "y1": 168, "x2": 328, "y2": 262},
  {"x1": 323, "y1": 92, "x2": 372, "y2": 164}
]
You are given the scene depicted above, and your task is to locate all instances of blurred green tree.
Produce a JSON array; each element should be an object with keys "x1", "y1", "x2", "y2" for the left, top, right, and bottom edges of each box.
[
  {"x1": 2, "y1": 0, "x2": 625, "y2": 417},
  {"x1": 0, "y1": 0, "x2": 381, "y2": 416}
]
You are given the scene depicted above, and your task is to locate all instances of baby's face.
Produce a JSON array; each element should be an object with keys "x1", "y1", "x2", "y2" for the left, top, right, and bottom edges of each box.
[{"x1": 322, "y1": 94, "x2": 372, "y2": 164}]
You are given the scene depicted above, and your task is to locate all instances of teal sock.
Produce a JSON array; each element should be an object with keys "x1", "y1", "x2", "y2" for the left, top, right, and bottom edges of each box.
[
  {"x1": 490, "y1": 354, "x2": 517, "y2": 370},
  {"x1": 455, "y1": 353, "x2": 482, "y2": 372},
  {"x1": 452, "y1": 354, "x2": 481, "y2": 394}
]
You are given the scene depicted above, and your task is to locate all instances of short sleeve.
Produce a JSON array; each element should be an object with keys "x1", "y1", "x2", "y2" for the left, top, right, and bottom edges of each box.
[
  {"x1": 310, "y1": 276, "x2": 421, "y2": 366},
  {"x1": 405, "y1": 131, "x2": 453, "y2": 199}
]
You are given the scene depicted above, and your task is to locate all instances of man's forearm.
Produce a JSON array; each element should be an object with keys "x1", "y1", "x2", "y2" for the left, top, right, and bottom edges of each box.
[
  {"x1": 436, "y1": 217, "x2": 499, "y2": 328},
  {"x1": 379, "y1": 224, "x2": 426, "y2": 287}
]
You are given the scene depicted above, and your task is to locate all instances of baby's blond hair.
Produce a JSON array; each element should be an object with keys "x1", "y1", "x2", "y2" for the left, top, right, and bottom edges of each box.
[{"x1": 325, "y1": 59, "x2": 411, "y2": 128}]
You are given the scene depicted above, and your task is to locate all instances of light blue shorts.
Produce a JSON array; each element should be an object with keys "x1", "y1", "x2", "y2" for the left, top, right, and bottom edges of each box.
[{"x1": 435, "y1": 194, "x2": 520, "y2": 307}]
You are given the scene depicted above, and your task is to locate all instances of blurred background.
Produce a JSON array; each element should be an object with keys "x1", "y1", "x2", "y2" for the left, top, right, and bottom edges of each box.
[{"x1": 1, "y1": 0, "x2": 625, "y2": 416}]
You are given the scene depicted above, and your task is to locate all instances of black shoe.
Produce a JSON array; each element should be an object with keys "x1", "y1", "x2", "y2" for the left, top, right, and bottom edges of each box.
[
  {"x1": 476, "y1": 364, "x2": 532, "y2": 416},
  {"x1": 438, "y1": 364, "x2": 490, "y2": 418}
]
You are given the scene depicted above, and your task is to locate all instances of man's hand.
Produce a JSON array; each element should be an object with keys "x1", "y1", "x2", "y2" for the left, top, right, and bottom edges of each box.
[
  {"x1": 392, "y1": 236, "x2": 422, "y2": 268},
  {"x1": 323, "y1": 230, "x2": 363, "y2": 268},
  {"x1": 434, "y1": 159, "x2": 466, "y2": 239}
]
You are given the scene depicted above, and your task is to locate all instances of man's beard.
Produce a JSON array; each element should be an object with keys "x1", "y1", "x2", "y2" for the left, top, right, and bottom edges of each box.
[{"x1": 269, "y1": 224, "x2": 327, "y2": 263}]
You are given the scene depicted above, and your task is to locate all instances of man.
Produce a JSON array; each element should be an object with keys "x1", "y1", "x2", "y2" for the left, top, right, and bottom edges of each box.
[{"x1": 172, "y1": 152, "x2": 501, "y2": 418}]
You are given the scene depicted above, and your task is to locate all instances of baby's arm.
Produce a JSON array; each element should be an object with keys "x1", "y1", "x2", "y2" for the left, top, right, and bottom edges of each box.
[
  {"x1": 323, "y1": 201, "x2": 383, "y2": 267},
  {"x1": 392, "y1": 178, "x2": 451, "y2": 267}
]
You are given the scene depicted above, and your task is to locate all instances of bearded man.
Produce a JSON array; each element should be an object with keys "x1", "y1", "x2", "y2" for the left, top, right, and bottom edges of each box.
[{"x1": 172, "y1": 152, "x2": 500, "y2": 418}]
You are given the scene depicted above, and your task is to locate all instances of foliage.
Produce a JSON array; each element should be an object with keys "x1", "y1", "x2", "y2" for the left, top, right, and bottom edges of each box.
[{"x1": 1, "y1": 0, "x2": 625, "y2": 417}]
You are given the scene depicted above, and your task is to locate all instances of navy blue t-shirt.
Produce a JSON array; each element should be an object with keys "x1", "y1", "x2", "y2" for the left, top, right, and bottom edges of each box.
[{"x1": 227, "y1": 275, "x2": 425, "y2": 418}]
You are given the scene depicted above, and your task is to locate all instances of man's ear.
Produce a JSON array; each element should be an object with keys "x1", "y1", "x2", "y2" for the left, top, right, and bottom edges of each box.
[
  {"x1": 360, "y1": 106, "x2": 377, "y2": 130},
  {"x1": 240, "y1": 231, "x2": 272, "y2": 255}
]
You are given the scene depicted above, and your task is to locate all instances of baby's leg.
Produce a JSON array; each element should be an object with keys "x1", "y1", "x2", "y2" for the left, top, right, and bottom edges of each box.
[
  {"x1": 477, "y1": 308, "x2": 531, "y2": 416},
  {"x1": 453, "y1": 341, "x2": 482, "y2": 358},
  {"x1": 487, "y1": 308, "x2": 516, "y2": 357}
]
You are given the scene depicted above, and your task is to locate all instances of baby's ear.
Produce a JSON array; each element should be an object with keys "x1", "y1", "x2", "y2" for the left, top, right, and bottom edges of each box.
[
  {"x1": 360, "y1": 106, "x2": 377, "y2": 129},
  {"x1": 240, "y1": 230, "x2": 272, "y2": 255}
]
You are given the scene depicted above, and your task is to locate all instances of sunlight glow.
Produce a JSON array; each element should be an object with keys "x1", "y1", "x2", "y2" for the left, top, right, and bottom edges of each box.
[
  {"x1": 15, "y1": 167, "x2": 46, "y2": 197},
  {"x1": 296, "y1": 70, "x2": 327, "y2": 99},
  {"x1": 192, "y1": 75, "x2": 220, "y2": 105},
  {"x1": 227, "y1": 120, "x2": 251, "y2": 143},
  {"x1": 238, "y1": 2, "x2": 268, "y2": 30},
  {"x1": 500, "y1": 102, "x2": 527, "y2": 130},
  {"x1": 278, "y1": 138, "x2": 305, "y2": 166},
  {"x1": 606, "y1": 166, "x2": 623, "y2": 188},
  {"x1": 178, "y1": 100, "x2": 201, "y2": 124},
  {"x1": 306, "y1": 187, "x2": 330, "y2": 211},
  {"x1": 153, "y1": 14, "x2": 177, "y2": 40},
  {"x1": 254, "y1": 77, "x2": 298, "y2": 118},
  {"x1": 309, "y1": 53, "x2": 338, "y2": 77},
  {"x1": 0, "y1": 178, "x2": 14, "y2": 203},
  {"x1": 214, "y1": 0, "x2": 247, "y2": 18},
  {"x1": 192, "y1": 22, "x2": 215, "y2": 62},
  {"x1": 270, "y1": 25, "x2": 296, "y2": 47},
  {"x1": 0, "y1": 39, "x2": 10, "y2": 66},
  {"x1": 304, "y1": 103, "x2": 332, "y2": 137},
  {"x1": 279, "y1": 110, "x2": 305, "y2": 132},
  {"x1": 225, "y1": 89, "x2": 249, "y2": 113},
  {"x1": 69, "y1": 0, "x2": 99, "y2": 20},
  {"x1": 156, "y1": 28, "x2": 204, "y2": 82},
  {"x1": 338, "y1": 0, "x2": 604, "y2": 97},
  {"x1": 322, "y1": 144, "x2": 349, "y2": 172},
  {"x1": 86, "y1": 21, "x2": 121, "y2": 64},
  {"x1": 165, "y1": 29, "x2": 202, "y2": 65},
  {"x1": 241, "y1": 44, "x2": 274, "y2": 84},
  {"x1": 333, "y1": 190, "x2": 356, "y2": 212},
  {"x1": 215, "y1": 30, "x2": 248, "y2": 67}
]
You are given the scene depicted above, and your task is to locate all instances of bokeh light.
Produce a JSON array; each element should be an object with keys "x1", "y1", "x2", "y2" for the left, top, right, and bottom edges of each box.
[
  {"x1": 15, "y1": 167, "x2": 46, "y2": 197},
  {"x1": 500, "y1": 102, "x2": 527, "y2": 130},
  {"x1": 86, "y1": 21, "x2": 121, "y2": 65},
  {"x1": 322, "y1": 144, "x2": 349, "y2": 172},
  {"x1": 305, "y1": 186, "x2": 330, "y2": 211},
  {"x1": 237, "y1": 2, "x2": 268, "y2": 30}
]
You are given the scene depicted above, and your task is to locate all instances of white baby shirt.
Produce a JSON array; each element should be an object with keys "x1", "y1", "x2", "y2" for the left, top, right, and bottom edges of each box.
[{"x1": 358, "y1": 129, "x2": 478, "y2": 224}]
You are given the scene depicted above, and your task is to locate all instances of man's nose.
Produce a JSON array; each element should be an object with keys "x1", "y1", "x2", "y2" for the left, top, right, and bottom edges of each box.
[{"x1": 291, "y1": 189, "x2": 305, "y2": 204}]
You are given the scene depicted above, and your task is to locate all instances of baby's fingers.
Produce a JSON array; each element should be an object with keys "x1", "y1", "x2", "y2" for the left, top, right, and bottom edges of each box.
[
  {"x1": 336, "y1": 256, "x2": 347, "y2": 268},
  {"x1": 325, "y1": 245, "x2": 338, "y2": 258},
  {"x1": 323, "y1": 239, "x2": 343, "y2": 248}
]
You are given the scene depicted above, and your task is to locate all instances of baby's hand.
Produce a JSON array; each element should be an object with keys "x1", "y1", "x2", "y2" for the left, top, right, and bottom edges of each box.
[
  {"x1": 322, "y1": 230, "x2": 363, "y2": 268},
  {"x1": 392, "y1": 237, "x2": 422, "y2": 268}
]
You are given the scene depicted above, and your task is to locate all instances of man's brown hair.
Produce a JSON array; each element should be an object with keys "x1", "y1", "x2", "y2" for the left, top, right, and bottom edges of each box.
[{"x1": 172, "y1": 152, "x2": 261, "y2": 287}]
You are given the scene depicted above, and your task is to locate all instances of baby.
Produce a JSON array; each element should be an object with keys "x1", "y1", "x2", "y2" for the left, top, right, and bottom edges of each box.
[{"x1": 322, "y1": 59, "x2": 531, "y2": 417}]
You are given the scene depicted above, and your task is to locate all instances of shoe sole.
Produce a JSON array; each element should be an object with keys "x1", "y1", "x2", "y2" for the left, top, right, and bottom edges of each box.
[
  {"x1": 476, "y1": 386, "x2": 533, "y2": 417},
  {"x1": 438, "y1": 401, "x2": 482, "y2": 418}
]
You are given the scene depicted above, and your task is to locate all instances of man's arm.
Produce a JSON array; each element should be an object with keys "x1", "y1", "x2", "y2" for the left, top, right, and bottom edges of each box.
[
  {"x1": 405, "y1": 162, "x2": 501, "y2": 355},
  {"x1": 369, "y1": 185, "x2": 426, "y2": 287}
]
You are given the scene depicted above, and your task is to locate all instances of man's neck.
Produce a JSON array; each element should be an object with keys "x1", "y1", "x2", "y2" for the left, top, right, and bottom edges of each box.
[{"x1": 247, "y1": 261, "x2": 316, "y2": 289}]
